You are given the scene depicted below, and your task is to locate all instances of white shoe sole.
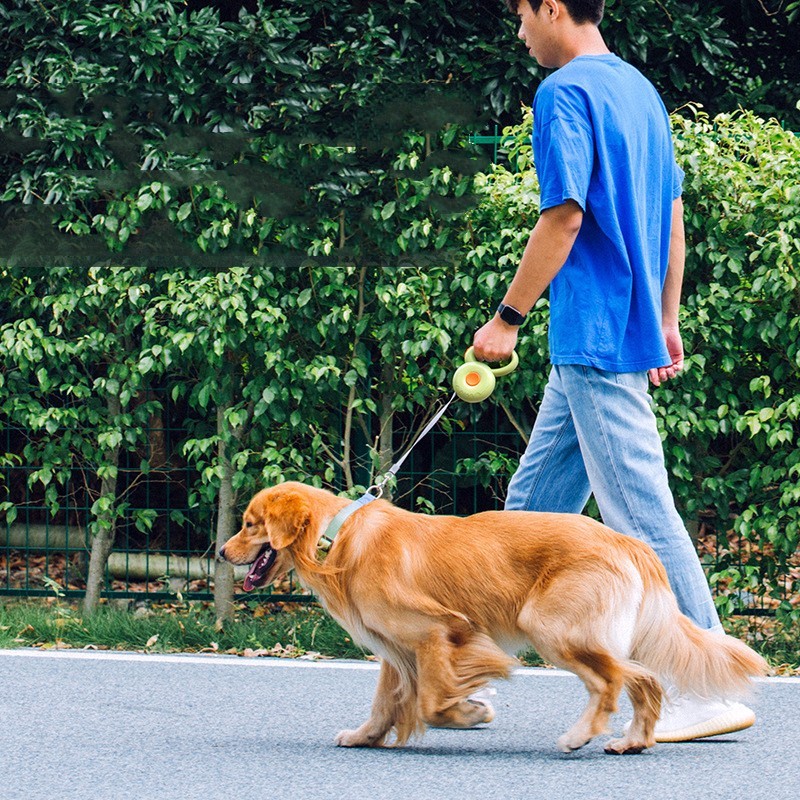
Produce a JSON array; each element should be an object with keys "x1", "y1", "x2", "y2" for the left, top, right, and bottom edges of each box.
[{"x1": 655, "y1": 706, "x2": 756, "y2": 743}]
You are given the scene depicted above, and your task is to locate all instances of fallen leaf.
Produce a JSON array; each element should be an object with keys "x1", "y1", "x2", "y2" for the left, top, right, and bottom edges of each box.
[{"x1": 298, "y1": 651, "x2": 324, "y2": 661}]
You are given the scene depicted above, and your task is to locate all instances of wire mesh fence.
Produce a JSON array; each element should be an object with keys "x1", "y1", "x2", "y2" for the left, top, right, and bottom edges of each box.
[
  {"x1": 1, "y1": 401, "x2": 519, "y2": 603},
  {"x1": 3, "y1": 397, "x2": 773, "y2": 615}
]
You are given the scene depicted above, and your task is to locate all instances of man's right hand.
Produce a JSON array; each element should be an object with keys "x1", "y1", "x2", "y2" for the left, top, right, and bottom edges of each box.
[{"x1": 471, "y1": 315, "x2": 519, "y2": 363}]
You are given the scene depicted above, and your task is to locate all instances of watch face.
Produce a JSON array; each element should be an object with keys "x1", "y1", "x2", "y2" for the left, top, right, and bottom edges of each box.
[{"x1": 499, "y1": 303, "x2": 525, "y2": 326}]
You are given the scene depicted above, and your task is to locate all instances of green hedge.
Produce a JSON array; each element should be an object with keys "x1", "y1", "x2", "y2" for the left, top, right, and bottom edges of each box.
[
  {"x1": 673, "y1": 109, "x2": 800, "y2": 619},
  {"x1": 2, "y1": 108, "x2": 799, "y2": 621},
  {"x1": 1, "y1": 1, "x2": 798, "y2": 620},
  {"x1": 1, "y1": 0, "x2": 797, "y2": 275}
]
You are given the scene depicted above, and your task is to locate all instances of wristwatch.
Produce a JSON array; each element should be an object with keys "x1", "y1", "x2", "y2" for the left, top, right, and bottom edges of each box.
[{"x1": 497, "y1": 302, "x2": 526, "y2": 326}]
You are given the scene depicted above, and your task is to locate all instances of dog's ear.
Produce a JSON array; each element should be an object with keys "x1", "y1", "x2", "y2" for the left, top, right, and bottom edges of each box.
[{"x1": 264, "y1": 489, "x2": 312, "y2": 550}]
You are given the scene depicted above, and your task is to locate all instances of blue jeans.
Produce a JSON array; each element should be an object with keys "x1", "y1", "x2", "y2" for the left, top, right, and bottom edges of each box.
[{"x1": 506, "y1": 364, "x2": 721, "y2": 631}]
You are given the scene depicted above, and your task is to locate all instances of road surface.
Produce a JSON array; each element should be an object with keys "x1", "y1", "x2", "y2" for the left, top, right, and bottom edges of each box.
[{"x1": 1, "y1": 649, "x2": 797, "y2": 800}]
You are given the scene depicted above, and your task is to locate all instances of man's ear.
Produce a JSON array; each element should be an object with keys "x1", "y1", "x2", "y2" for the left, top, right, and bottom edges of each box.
[{"x1": 265, "y1": 491, "x2": 311, "y2": 550}]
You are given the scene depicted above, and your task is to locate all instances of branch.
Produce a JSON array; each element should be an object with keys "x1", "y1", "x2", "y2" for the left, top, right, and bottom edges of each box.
[
  {"x1": 755, "y1": 0, "x2": 782, "y2": 16},
  {"x1": 232, "y1": 399, "x2": 255, "y2": 444},
  {"x1": 718, "y1": 437, "x2": 749, "y2": 479},
  {"x1": 308, "y1": 424, "x2": 346, "y2": 469},
  {"x1": 499, "y1": 401, "x2": 529, "y2": 446},
  {"x1": 653, "y1": 0, "x2": 673, "y2": 22}
]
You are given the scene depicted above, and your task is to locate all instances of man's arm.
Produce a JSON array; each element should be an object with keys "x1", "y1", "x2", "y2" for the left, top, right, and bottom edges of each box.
[
  {"x1": 648, "y1": 195, "x2": 685, "y2": 387},
  {"x1": 472, "y1": 199, "x2": 583, "y2": 362}
]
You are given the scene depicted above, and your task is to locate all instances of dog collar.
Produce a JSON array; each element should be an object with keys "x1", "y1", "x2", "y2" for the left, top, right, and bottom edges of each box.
[{"x1": 318, "y1": 491, "x2": 378, "y2": 550}]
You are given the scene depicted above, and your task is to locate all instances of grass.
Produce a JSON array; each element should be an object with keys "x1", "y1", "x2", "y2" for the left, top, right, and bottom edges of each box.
[
  {"x1": 0, "y1": 598, "x2": 368, "y2": 660},
  {"x1": 0, "y1": 597, "x2": 797, "y2": 674}
]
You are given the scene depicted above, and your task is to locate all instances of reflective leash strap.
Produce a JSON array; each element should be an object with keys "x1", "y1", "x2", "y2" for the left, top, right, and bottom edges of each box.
[
  {"x1": 320, "y1": 391, "x2": 458, "y2": 548},
  {"x1": 370, "y1": 391, "x2": 458, "y2": 497}
]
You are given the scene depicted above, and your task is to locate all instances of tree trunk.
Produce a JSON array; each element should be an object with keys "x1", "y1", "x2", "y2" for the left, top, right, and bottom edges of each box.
[
  {"x1": 340, "y1": 266, "x2": 368, "y2": 491},
  {"x1": 83, "y1": 394, "x2": 121, "y2": 615},
  {"x1": 213, "y1": 403, "x2": 237, "y2": 629}
]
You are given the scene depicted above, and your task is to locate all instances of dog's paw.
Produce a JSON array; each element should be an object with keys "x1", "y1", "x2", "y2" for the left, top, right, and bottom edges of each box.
[
  {"x1": 335, "y1": 728, "x2": 382, "y2": 748},
  {"x1": 335, "y1": 729, "x2": 364, "y2": 747},
  {"x1": 603, "y1": 737, "x2": 646, "y2": 755},
  {"x1": 556, "y1": 730, "x2": 592, "y2": 753},
  {"x1": 426, "y1": 699, "x2": 494, "y2": 730},
  {"x1": 467, "y1": 699, "x2": 495, "y2": 725}
]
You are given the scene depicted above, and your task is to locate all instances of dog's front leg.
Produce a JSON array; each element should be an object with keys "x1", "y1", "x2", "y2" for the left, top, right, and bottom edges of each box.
[
  {"x1": 415, "y1": 627, "x2": 495, "y2": 730},
  {"x1": 335, "y1": 660, "x2": 406, "y2": 748}
]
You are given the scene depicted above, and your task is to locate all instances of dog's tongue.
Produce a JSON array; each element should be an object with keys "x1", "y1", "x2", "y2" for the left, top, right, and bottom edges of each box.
[
  {"x1": 242, "y1": 546, "x2": 276, "y2": 593},
  {"x1": 242, "y1": 571, "x2": 259, "y2": 593}
]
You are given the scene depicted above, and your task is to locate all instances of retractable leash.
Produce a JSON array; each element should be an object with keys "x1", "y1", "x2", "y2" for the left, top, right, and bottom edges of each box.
[
  {"x1": 452, "y1": 346, "x2": 520, "y2": 403},
  {"x1": 320, "y1": 348, "x2": 519, "y2": 547}
]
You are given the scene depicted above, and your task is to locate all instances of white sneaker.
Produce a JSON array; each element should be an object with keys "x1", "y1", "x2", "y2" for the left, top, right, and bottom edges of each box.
[
  {"x1": 626, "y1": 694, "x2": 755, "y2": 743},
  {"x1": 469, "y1": 686, "x2": 497, "y2": 703},
  {"x1": 468, "y1": 686, "x2": 497, "y2": 722}
]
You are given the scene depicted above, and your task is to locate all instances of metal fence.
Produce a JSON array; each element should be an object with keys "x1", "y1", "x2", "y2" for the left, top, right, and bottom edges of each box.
[
  {"x1": 1, "y1": 399, "x2": 528, "y2": 604},
  {"x1": 2, "y1": 389, "x2": 787, "y2": 615}
]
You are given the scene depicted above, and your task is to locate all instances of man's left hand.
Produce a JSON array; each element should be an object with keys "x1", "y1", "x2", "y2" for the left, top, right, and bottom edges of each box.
[{"x1": 649, "y1": 326, "x2": 684, "y2": 386}]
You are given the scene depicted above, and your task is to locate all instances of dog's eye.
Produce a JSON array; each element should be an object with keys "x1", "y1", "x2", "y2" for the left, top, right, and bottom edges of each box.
[{"x1": 245, "y1": 521, "x2": 254, "y2": 529}]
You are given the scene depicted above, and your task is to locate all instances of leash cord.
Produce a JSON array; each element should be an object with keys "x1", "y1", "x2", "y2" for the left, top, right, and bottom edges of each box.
[{"x1": 369, "y1": 391, "x2": 458, "y2": 497}]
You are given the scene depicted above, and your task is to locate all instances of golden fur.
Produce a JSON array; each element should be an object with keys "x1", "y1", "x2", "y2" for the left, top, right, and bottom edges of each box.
[{"x1": 220, "y1": 481, "x2": 767, "y2": 753}]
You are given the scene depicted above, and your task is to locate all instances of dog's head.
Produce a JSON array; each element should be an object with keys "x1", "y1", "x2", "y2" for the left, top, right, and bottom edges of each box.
[{"x1": 219, "y1": 483, "x2": 313, "y2": 592}]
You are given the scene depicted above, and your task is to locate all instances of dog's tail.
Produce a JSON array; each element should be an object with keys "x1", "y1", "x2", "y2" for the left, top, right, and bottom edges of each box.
[{"x1": 629, "y1": 551, "x2": 768, "y2": 698}]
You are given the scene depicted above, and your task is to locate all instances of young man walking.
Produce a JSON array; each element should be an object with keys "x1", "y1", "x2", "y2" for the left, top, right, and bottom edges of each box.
[{"x1": 472, "y1": 0, "x2": 755, "y2": 742}]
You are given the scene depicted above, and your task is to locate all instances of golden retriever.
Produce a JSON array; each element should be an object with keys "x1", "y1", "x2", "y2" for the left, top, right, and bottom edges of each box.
[{"x1": 219, "y1": 481, "x2": 767, "y2": 753}]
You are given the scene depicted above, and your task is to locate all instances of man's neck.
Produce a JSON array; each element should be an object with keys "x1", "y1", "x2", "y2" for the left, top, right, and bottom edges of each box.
[{"x1": 555, "y1": 25, "x2": 610, "y2": 67}]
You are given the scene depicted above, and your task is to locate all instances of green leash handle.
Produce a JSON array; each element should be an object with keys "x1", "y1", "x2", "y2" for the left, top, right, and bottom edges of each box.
[
  {"x1": 452, "y1": 347, "x2": 519, "y2": 403},
  {"x1": 465, "y1": 346, "x2": 518, "y2": 377}
]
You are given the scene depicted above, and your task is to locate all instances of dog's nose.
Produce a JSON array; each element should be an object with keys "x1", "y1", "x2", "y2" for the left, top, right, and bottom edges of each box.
[{"x1": 217, "y1": 544, "x2": 227, "y2": 561}]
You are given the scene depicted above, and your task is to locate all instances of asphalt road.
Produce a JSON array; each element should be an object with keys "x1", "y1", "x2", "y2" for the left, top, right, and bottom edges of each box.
[{"x1": 1, "y1": 648, "x2": 798, "y2": 800}]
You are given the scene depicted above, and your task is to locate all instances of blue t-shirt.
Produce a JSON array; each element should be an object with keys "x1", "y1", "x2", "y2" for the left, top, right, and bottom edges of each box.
[{"x1": 532, "y1": 54, "x2": 684, "y2": 372}]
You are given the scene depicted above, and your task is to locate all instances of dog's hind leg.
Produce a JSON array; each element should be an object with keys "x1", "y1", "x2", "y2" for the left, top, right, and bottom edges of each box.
[
  {"x1": 552, "y1": 648, "x2": 627, "y2": 753},
  {"x1": 518, "y1": 602, "x2": 628, "y2": 752},
  {"x1": 603, "y1": 666, "x2": 662, "y2": 755},
  {"x1": 518, "y1": 610, "x2": 661, "y2": 754},
  {"x1": 336, "y1": 659, "x2": 415, "y2": 747}
]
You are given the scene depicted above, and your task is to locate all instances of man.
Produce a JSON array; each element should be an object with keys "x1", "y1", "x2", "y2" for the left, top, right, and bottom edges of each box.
[{"x1": 472, "y1": 0, "x2": 755, "y2": 742}]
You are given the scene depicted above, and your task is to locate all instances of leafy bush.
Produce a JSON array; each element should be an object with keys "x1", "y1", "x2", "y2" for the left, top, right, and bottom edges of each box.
[
  {"x1": 0, "y1": 1, "x2": 796, "y2": 271},
  {"x1": 1, "y1": 1, "x2": 797, "y2": 622},
  {"x1": 672, "y1": 109, "x2": 800, "y2": 620},
  {"x1": 4, "y1": 109, "x2": 798, "y2": 623}
]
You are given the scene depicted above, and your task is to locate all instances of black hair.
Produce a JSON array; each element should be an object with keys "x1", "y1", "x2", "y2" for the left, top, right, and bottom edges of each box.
[{"x1": 504, "y1": 0, "x2": 605, "y2": 25}]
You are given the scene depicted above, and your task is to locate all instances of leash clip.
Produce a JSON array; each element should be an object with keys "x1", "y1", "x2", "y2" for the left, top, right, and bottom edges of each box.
[{"x1": 366, "y1": 477, "x2": 388, "y2": 499}]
